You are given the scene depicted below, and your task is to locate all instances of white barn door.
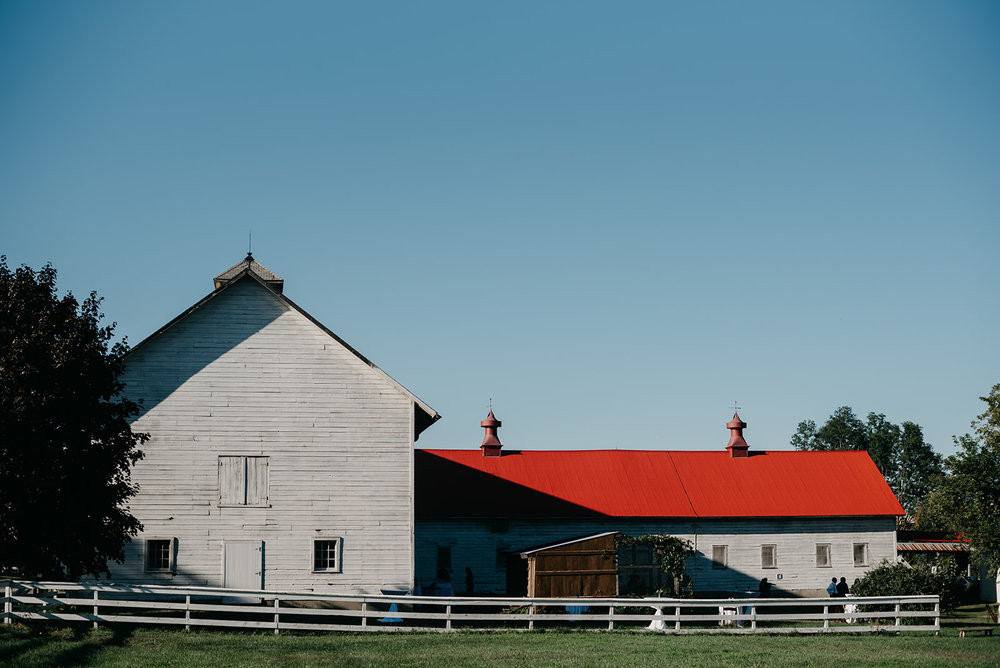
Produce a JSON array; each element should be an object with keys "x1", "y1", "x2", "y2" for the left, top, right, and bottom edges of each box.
[{"x1": 224, "y1": 541, "x2": 263, "y2": 591}]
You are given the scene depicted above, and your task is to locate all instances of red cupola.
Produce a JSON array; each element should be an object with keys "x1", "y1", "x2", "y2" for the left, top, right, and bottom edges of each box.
[
  {"x1": 481, "y1": 410, "x2": 503, "y2": 457},
  {"x1": 726, "y1": 411, "x2": 750, "y2": 458}
]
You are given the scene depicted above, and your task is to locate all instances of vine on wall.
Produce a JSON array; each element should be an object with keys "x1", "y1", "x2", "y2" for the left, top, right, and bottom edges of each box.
[{"x1": 614, "y1": 534, "x2": 695, "y2": 598}]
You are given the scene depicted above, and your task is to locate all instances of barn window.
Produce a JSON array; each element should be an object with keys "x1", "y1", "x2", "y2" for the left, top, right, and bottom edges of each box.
[
  {"x1": 144, "y1": 538, "x2": 174, "y2": 572},
  {"x1": 816, "y1": 543, "x2": 831, "y2": 568},
  {"x1": 853, "y1": 543, "x2": 868, "y2": 567},
  {"x1": 437, "y1": 546, "x2": 452, "y2": 575},
  {"x1": 711, "y1": 545, "x2": 728, "y2": 569},
  {"x1": 219, "y1": 456, "x2": 269, "y2": 506},
  {"x1": 761, "y1": 544, "x2": 777, "y2": 569},
  {"x1": 618, "y1": 544, "x2": 662, "y2": 595},
  {"x1": 312, "y1": 538, "x2": 341, "y2": 572}
]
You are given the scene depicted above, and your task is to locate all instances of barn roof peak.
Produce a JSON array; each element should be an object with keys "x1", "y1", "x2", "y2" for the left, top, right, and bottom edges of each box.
[{"x1": 214, "y1": 252, "x2": 284, "y2": 293}]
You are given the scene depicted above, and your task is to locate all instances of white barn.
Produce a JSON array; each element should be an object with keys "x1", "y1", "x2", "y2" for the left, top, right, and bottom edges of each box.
[
  {"x1": 415, "y1": 412, "x2": 905, "y2": 598},
  {"x1": 108, "y1": 255, "x2": 438, "y2": 593}
]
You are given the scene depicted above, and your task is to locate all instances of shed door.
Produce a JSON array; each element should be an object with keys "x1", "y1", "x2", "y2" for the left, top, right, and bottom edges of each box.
[{"x1": 224, "y1": 541, "x2": 263, "y2": 590}]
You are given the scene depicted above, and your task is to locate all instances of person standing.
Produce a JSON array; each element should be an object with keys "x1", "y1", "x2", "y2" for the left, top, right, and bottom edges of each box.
[
  {"x1": 758, "y1": 577, "x2": 772, "y2": 598},
  {"x1": 836, "y1": 577, "x2": 849, "y2": 597},
  {"x1": 464, "y1": 567, "x2": 475, "y2": 596},
  {"x1": 826, "y1": 577, "x2": 838, "y2": 597}
]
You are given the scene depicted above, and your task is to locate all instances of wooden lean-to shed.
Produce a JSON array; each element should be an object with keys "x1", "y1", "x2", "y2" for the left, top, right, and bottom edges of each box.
[{"x1": 519, "y1": 532, "x2": 619, "y2": 598}]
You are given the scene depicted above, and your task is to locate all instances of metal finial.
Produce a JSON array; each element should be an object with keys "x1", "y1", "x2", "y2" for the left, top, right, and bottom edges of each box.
[{"x1": 732, "y1": 401, "x2": 741, "y2": 414}]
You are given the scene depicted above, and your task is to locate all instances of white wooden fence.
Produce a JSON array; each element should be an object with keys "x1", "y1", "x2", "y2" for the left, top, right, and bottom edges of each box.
[{"x1": 1, "y1": 580, "x2": 939, "y2": 635}]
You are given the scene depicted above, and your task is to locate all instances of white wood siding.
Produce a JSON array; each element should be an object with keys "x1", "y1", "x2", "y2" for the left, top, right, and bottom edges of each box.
[
  {"x1": 109, "y1": 279, "x2": 416, "y2": 594},
  {"x1": 416, "y1": 516, "x2": 896, "y2": 597}
]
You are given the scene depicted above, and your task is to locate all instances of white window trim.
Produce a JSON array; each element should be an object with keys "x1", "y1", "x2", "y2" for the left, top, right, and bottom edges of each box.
[
  {"x1": 218, "y1": 455, "x2": 270, "y2": 507},
  {"x1": 312, "y1": 537, "x2": 342, "y2": 573},
  {"x1": 761, "y1": 544, "x2": 777, "y2": 569},
  {"x1": 816, "y1": 543, "x2": 832, "y2": 568},
  {"x1": 853, "y1": 542, "x2": 869, "y2": 567},
  {"x1": 144, "y1": 537, "x2": 175, "y2": 573},
  {"x1": 711, "y1": 545, "x2": 728, "y2": 570}
]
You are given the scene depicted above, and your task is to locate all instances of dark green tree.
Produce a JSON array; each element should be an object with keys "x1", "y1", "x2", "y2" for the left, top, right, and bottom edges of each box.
[
  {"x1": 0, "y1": 258, "x2": 146, "y2": 579},
  {"x1": 816, "y1": 406, "x2": 867, "y2": 451},
  {"x1": 864, "y1": 412, "x2": 901, "y2": 478},
  {"x1": 917, "y1": 384, "x2": 1000, "y2": 573},
  {"x1": 892, "y1": 421, "x2": 943, "y2": 516}
]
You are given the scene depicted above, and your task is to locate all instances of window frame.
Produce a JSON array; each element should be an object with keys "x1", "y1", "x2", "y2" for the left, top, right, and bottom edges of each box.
[
  {"x1": 853, "y1": 542, "x2": 869, "y2": 567},
  {"x1": 144, "y1": 537, "x2": 175, "y2": 573},
  {"x1": 711, "y1": 545, "x2": 728, "y2": 570},
  {"x1": 761, "y1": 544, "x2": 777, "y2": 569},
  {"x1": 312, "y1": 537, "x2": 342, "y2": 573},
  {"x1": 816, "y1": 543, "x2": 832, "y2": 568},
  {"x1": 218, "y1": 455, "x2": 270, "y2": 507}
]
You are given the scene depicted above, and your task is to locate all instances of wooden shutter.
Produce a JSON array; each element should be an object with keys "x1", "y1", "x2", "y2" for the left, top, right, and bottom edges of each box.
[
  {"x1": 246, "y1": 457, "x2": 268, "y2": 505},
  {"x1": 219, "y1": 457, "x2": 244, "y2": 505}
]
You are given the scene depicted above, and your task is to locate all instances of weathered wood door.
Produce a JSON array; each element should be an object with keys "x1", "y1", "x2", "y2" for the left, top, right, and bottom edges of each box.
[{"x1": 223, "y1": 541, "x2": 263, "y2": 590}]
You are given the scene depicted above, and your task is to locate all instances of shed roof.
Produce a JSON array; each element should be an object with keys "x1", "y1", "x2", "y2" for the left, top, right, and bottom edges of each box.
[{"x1": 415, "y1": 449, "x2": 904, "y2": 518}]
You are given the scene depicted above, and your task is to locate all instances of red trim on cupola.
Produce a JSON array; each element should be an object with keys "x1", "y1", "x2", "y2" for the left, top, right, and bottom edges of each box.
[{"x1": 726, "y1": 411, "x2": 750, "y2": 458}]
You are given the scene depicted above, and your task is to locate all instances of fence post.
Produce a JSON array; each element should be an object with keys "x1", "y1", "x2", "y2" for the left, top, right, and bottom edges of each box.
[
  {"x1": 185, "y1": 595, "x2": 191, "y2": 632},
  {"x1": 933, "y1": 599, "x2": 940, "y2": 636},
  {"x1": 361, "y1": 600, "x2": 367, "y2": 628},
  {"x1": 750, "y1": 605, "x2": 757, "y2": 632},
  {"x1": 823, "y1": 605, "x2": 829, "y2": 631},
  {"x1": 4, "y1": 583, "x2": 11, "y2": 625},
  {"x1": 894, "y1": 602, "x2": 901, "y2": 629},
  {"x1": 528, "y1": 604, "x2": 535, "y2": 631},
  {"x1": 93, "y1": 590, "x2": 99, "y2": 630},
  {"x1": 274, "y1": 597, "x2": 280, "y2": 635},
  {"x1": 674, "y1": 605, "x2": 681, "y2": 632},
  {"x1": 608, "y1": 605, "x2": 614, "y2": 631},
  {"x1": 445, "y1": 602, "x2": 452, "y2": 631}
]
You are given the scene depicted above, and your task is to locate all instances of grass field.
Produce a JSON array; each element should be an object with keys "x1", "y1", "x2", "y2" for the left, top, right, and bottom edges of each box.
[{"x1": 1, "y1": 606, "x2": 996, "y2": 667}]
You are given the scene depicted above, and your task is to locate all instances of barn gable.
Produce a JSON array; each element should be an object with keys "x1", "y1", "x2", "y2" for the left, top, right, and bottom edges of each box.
[{"x1": 110, "y1": 256, "x2": 438, "y2": 593}]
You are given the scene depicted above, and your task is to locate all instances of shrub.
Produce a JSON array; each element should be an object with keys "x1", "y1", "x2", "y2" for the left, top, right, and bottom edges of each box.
[{"x1": 850, "y1": 556, "x2": 960, "y2": 614}]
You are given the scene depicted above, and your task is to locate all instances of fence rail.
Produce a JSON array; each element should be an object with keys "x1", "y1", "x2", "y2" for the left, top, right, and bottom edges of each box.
[{"x1": 1, "y1": 580, "x2": 939, "y2": 635}]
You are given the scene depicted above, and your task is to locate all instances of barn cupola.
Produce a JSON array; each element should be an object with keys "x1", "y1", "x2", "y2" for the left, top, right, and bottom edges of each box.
[
  {"x1": 481, "y1": 410, "x2": 503, "y2": 457},
  {"x1": 214, "y1": 252, "x2": 284, "y2": 293},
  {"x1": 726, "y1": 411, "x2": 750, "y2": 458}
]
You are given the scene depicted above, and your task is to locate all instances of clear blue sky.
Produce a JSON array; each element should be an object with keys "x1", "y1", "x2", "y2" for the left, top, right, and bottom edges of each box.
[{"x1": 2, "y1": 1, "x2": 998, "y2": 456}]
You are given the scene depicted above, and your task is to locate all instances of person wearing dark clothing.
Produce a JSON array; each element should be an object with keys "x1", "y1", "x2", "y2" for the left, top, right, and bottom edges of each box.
[
  {"x1": 836, "y1": 577, "x2": 849, "y2": 597},
  {"x1": 464, "y1": 567, "x2": 474, "y2": 596},
  {"x1": 758, "y1": 578, "x2": 772, "y2": 598}
]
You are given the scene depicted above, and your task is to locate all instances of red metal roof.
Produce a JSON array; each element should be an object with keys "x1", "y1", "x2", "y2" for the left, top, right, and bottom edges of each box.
[{"x1": 416, "y1": 449, "x2": 904, "y2": 518}]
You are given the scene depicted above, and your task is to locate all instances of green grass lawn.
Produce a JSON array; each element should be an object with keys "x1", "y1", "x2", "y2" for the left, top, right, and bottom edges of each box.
[{"x1": 1, "y1": 605, "x2": 995, "y2": 667}]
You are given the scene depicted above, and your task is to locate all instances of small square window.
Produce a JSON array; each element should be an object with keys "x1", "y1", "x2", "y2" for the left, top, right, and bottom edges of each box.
[
  {"x1": 712, "y1": 545, "x2": 728, "y2": 569},
  {"x1": 761, "y1": 544, "x2": 777, "y2": 569},
  {"x1": 313, "y1": 538, "x2": 341, "y2": 572},
  {"x1": 145, "y1": 538, "x2": 173, "y2": 572},
  {"x1": 853, "y1": 543, "x2": 868, "y2": 567},
  {"x1": 816, "y1": 543, "x2": 831, "y2": 568}
]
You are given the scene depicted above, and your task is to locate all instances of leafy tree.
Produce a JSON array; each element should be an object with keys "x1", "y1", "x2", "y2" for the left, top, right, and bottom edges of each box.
[
  {"x1": 917, "y1": 384, "x2": 1000, "y2": 573},
  {"x1": 816, "y1": 406, "x2": 867, "y2": 451},
  {"x1": 0, "y1": 258, "x2": 146, "y2": 579},
  {"x1": 892, "y1": 421, "x2": 943, "y2": 516},
  {"x1": 790, "y1": 419, "x2": 818, "y2": 451},
  {"x1": 864, "y1": 413, "x2": 900, "y2": 478}
]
